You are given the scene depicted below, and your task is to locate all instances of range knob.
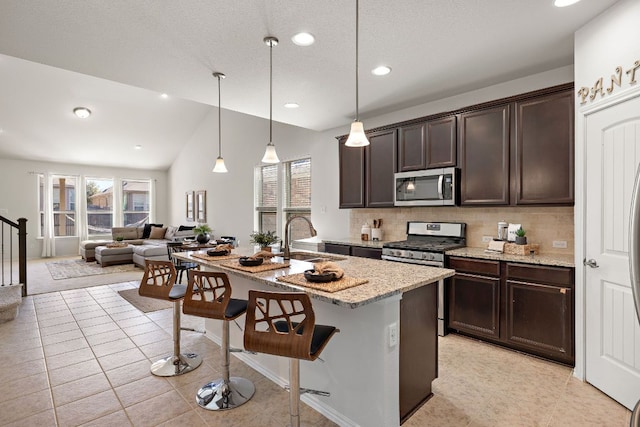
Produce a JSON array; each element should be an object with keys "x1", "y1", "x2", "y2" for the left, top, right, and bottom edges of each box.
[
  {"x1": 406, "y1": 252, "x2": 414, "y2": 258},
  {"x1": 423, "y1": 253, "x2": 434, "y2": 261}
]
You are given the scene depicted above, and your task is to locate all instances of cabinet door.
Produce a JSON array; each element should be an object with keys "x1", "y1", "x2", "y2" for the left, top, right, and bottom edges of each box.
[
  {"x1": 515, "y1": 91, "x2": 574, "y2": 205},
  {"x1": 426, "y1": 116, "x2": 457, "y2": 168},
  {"x1": 338, "y1": 137, "x2": 365, "y2": 208},
  {"x1": 448, "y1": 272, "x2": 501, "y2": 340},
  {"x1": 398, "y1": 123, "x2": 426, "y2": 172},
  {"x1": 366, "y1": 129, "x2": 397, "y2": 208},
  {"x1": 459, "y1": 105, "x2": 510, "y2": 205},
  {"x1": 351, "y1": 246, "x2": 382, "y2": 259},
  {"x1": 505, "y1": 280, "x2": 574, "y2": 364}
]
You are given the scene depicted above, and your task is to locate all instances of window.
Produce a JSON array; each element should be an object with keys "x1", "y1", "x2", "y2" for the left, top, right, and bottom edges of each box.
[
  {"x1": 86, "y1": 178, "x2": 113, "y2": 235},
  {"x1": 255, "y1": 164, "x2": 278, "y2": 233},
  {"x1": 38, "y1": 175, "x2": 77, "y2": 237},
  {"x1": 255, "y1": 157, "x2": 311, "y2": 242},
  {"x1": 122, "y1": 179, "x2": 150, "y2": 227},
  {"x1": 284, "y1": 158, "x2": 311, "y2": 241}
]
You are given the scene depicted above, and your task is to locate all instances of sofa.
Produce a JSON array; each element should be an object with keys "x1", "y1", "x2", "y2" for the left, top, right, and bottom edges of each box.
[{"x1": 80, "y1": 224, "x2": 197, "y2": 266}]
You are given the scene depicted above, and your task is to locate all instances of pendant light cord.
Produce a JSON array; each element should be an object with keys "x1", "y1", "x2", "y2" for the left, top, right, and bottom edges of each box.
[
  {"x1": 355, "y1": 0, "x2": 360, "y2": 122},
  {"x1": 217, "y1": 74, "x2": 222, "y2": 156},
  {"x1": 269, "y1": 40, "x2": 273, "y2": 144}
]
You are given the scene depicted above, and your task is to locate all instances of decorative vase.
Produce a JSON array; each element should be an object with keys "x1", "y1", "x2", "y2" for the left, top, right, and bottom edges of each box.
[
  {"x1": 196, "y1": 233, "x2": 210, "y2": 244},
  {"x1": 515, "y1": 236, "x2": 527, "y2": 245}
]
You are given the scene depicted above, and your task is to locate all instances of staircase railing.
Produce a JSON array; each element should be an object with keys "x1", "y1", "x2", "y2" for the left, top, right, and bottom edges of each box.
[{"x1": 0, "y1": 217, "x2": 27, "y2": 297}]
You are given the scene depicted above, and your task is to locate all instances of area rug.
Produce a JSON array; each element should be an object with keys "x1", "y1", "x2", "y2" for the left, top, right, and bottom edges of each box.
[
  {"x1": 118, "y1": 289, "x2": 172, "y2": 313},
  {"x1": 45, "y1": 259, "x2": 138, "y2": 280}
]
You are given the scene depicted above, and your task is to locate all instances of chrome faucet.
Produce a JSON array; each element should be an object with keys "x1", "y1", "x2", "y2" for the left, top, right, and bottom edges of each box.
[{"x1": 283, "y1": 215, "x2": 317, "y2": 260}]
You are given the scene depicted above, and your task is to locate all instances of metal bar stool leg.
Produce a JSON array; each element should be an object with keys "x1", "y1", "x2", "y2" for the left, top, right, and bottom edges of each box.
[
  {"x1": 289, "y1": 358, "x2": 301, "y2": 427},
  {"x1": 150, "y1": 300, "x2": 202, "y2": 376},
  {"x1": 196, "y1": 319, "x2": 255, "y2": 410}
]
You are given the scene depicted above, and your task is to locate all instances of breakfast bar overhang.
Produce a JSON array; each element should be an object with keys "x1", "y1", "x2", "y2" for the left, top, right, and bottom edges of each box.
[{"x1": 174, "y1": 250, "x2": 454, "y2": 427}]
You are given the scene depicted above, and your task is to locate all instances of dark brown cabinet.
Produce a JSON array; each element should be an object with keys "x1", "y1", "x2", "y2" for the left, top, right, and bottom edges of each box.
[
  {"x1": 324, "y1": 243, "x2": 382, "y2": 260},
  {"x1": 398, "y1": 116, "x2": 456, "y2": 172},
  {"x1": 459, "y1": 105, "x2": 511, "y2": 205},
  {"x1": 447, "y1": 257, "x2": 501, "y2": 340},
  {"x1": 447, "y1": 256, "x2": 575, "y2": 365},
  {"x1": 338, "y1": 129, "x2": 397, "y2": 208},
  {"x1": 505, "y1": 263, "x2": 574, "y2": 364},
  {"x1": 366, "y1": 129, "x2": 397, "y2": 208},
  {"x1": 338, "y1": 137, "x2": 365, "y2": 208},
  {"x1": 514, "y1": 91, "x2": 574, "y2": 205}
]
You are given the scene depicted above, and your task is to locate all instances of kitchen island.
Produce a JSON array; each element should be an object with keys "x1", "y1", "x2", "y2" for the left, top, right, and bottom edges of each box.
[{"x1": 174, "y1": 249, "x2": 454, "y2": 427}]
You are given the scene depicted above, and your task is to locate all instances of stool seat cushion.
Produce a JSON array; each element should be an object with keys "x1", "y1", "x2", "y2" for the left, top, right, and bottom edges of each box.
[
  {"x1": 274, "y1": 322, "x2": 338, "y2": 357},
  {"x1": 169, "y1": 284, "x2": 187, "y2": 300},
  {"x1": 226, "y1": 299, "x2": 248, "y2": 319}
]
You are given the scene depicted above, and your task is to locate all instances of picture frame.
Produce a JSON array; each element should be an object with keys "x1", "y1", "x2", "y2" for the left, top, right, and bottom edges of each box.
[
  {"x1": 195, "y1": 190, "x2": 206, "y2": 223},
  {"x1": 186, "y1": 191, "x2": 195, "y2": 221}
]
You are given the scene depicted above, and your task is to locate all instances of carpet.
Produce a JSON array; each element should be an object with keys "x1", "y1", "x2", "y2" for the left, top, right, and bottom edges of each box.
[
  {"x1": 118, "y1": 289, "x2": 173, "y2": 313},
  {"x1": 45, "y1": 259, "x2": 138, "y2": 280}
]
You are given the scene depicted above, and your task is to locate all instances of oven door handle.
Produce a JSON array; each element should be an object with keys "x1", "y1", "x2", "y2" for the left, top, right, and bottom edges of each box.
[{"x1": 437, "y1": 174, "x2": 444, "y2": 200}]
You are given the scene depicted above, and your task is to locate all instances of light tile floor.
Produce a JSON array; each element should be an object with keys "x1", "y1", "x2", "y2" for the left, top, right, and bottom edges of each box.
[{"x1": 0, "y1": 272, "x2": 633, "y2": 426}]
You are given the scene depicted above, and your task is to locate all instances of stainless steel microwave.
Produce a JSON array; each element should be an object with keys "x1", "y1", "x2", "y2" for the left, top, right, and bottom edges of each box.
[{"x1": 394, "y1": 167, "x2": 459, "y2": 206}]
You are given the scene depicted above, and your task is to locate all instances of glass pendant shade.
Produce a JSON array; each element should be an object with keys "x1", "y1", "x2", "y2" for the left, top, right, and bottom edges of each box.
[
  {"x1": 212, "y1": 156, "x2": 228, "y2": 173},
  {"x1": 262, "y1": 142, "x2": 280, "y2": 163},
  {"x1": 345, "y1": 121, "x2": 370, "y2": 147}
]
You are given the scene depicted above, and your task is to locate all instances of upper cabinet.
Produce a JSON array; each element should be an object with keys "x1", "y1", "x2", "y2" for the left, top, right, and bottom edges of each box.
[
  {"x1": 514, "y1": 91, "x2": 574, "y2": 205},
  {"x1": 338, "y1": 129, "x2": 397, "y2": 208},
  {"x1": 398, "y1": 116, "x2": 456, "y2": 172},
  {"x1": 459, "y1": 106, "x2": 511, "y2": 205}
]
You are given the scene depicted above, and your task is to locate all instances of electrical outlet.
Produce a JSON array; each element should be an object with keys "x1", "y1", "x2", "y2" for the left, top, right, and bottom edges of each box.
[
  {"x1": 388, "y1": 323, "x2": 398, "y2": 347},
  {"x1": 482, "y1": 235, "x2": 493, "y2": 243},
  {"x1": 552, "y1": 240, "x2": 568, "y2": 249}
]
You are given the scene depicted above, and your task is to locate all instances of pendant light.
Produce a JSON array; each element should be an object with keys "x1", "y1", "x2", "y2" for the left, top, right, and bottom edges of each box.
[
  {"x1": 345, "y1": 0, "x2": 370, "y2": 147},
  {"x1": 212, "y1": 72, "x2": 228, "y2": 173},
  {"x1": 262, "y1": 36, "x2": 281, "y2": 164}
]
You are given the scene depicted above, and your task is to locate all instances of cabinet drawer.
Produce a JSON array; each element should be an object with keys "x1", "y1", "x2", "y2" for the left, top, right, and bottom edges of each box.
[
  {"x1": 505, "y1": 263, "x2": 573, "y2": 287},
  {"x1": 324, "y1": 243, "x2": 351, "y2": 256},
  {"x1": 351, "y1": 246, "x2": 382, "y2": 260},
  {"x1": 448, "y1": 257, "x2": 500, "y2": 277}
]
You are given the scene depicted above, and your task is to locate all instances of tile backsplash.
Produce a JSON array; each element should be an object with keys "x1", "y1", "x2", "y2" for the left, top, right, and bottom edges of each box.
[{"x1": 350, "y1": 206, "x2": 574, "y2": 255}]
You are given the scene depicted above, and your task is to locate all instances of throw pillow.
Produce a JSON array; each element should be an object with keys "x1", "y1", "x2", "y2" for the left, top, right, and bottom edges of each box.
[
  {"x1": 142, "y1": 223, "x2": 163, "y2": 238},
  {"x1": 165, "y1": 226, "x2": 177, "y2": 240},
  {"x1": 149, "y1": 226, "x2": 167, "y2": 240}
]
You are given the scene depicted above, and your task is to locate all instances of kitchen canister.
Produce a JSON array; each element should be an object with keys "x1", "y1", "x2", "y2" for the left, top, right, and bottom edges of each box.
[
  {"x1": 361, "y1": 223, "x2": 371, "y2": 241},
  {"x1": 498, "y1": 221, "x2": 508, "y2": 241}
]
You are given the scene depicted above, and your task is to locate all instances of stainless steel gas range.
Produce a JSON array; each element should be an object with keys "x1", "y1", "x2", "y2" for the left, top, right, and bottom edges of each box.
[{"x1": 382, "y1": 221, "x2": 466, "y2": 336}]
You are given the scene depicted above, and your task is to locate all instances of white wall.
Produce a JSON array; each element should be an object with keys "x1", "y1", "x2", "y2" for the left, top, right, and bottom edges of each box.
[
  {"x1": 0, "y1": 158, "x2": 167, "y2": 258},
  {"x1": 573, "y1": 0, "x2": 640, "y2": 379}
]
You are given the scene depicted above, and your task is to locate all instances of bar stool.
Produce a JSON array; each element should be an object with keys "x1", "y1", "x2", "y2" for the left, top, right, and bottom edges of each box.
[
  {"x1": 244, "y1": 290, "x2": 339, "y2": 427},
  {"x1": 183, "y1": 270, "x2": 255, "y2": 410},
  {"x1": 166, "y1": 241, "x2": 198, "y2": 284},
  {"x1": 138, "y1": 260, "x2": 202, "y2": 376}
]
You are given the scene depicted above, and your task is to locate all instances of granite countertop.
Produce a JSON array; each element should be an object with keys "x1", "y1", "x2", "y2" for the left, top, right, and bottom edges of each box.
[
  {"x1": 322, "y1": 238, "x2": 387, "y2": 249},
  {"x1": 174, "y1": 248, "x2": 454, "y2": 309},
  {"x1": 446, "y1": 247, "x2": 575, "y2": 268}
]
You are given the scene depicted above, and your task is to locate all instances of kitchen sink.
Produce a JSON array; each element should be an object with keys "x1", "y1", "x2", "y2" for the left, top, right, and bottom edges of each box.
[{"x1": 277, "y1": 252, "x2": 346, "y2": 262}]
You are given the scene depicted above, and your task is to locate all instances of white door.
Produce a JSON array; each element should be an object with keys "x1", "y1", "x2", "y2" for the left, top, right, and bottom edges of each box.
[{"x1": 585, "y1": 92, "x2": 640, "y2": 410}]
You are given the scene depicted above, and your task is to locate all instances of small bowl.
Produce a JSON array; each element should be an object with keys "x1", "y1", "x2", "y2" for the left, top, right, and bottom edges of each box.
[
  {"x1": 239, "y1": 257, "x2": 264, "y2": 267},
  {"x1": 304, "y1": 269, "x2": 337, "y2": 283},
  {"x1": 207, "y1": 249, "x2": 229, "y2": 257}
]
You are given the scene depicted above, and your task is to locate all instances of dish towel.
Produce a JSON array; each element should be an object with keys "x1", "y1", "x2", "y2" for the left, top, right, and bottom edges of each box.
[
  {"x1": 312, "y1": 261, "x2": 344, "y2": 279},
  {"x1": 486, "y1": 240, "x2": 506, "y2": 253}
]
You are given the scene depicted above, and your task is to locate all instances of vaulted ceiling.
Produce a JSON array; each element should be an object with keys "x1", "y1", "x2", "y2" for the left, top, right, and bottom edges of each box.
[{"x1": 0, "y1": 0, "x2": 618, "y2": 169}]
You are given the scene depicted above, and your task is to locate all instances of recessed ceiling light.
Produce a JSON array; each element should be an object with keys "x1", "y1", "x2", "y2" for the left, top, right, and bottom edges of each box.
[
  {"x1": 292, "y1": 32, "x2": 315, "y2": 46},
  {"x1": 554, "y1": 0, "x2": 581, "y2": 7},
  {"x1": 284, "y1": 102, "x2": 300, "y2": 109},
  {"x1": 73, "y1": 107, "x2": 91, "y2": 119},
  {"x1": 134, "y1": 145, "x2": 142, "y2": 150},
  {"x1": 160, "y1": 93, "x2": 169, "y2": 99},
  {"x1": 372, "y1": 66, "x2": 392, "y2": 76}
]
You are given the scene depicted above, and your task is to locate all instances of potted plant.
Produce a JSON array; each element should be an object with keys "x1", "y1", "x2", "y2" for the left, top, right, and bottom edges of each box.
[
  {"x1": 193, "y1": 224, "x2": 212, "y2": 244},
  {"x1": 515, "y1": 227, "x2": 527, "y2": 245},
  {"x1": 249, "y1": 230, "x2": 279, "y2": 251}
]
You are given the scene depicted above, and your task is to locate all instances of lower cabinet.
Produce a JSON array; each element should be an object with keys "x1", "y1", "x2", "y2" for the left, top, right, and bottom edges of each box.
[
  {"x1": 446, "y1": 256, "x2": 574, "y2": 365},
  {"x1": 323, "y1": 243, "x2": 351, "y2": 256}
]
